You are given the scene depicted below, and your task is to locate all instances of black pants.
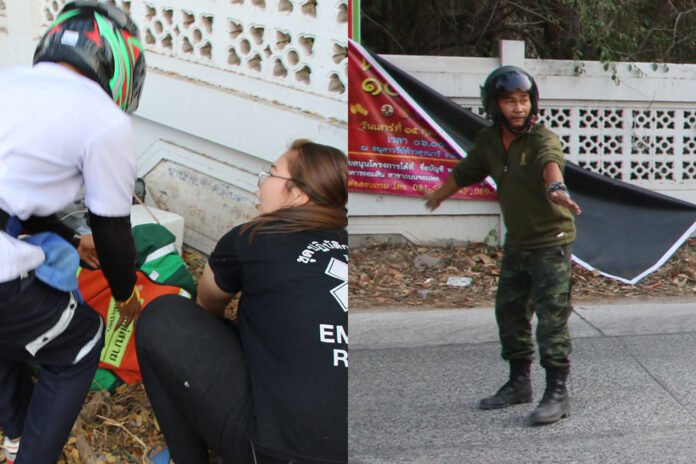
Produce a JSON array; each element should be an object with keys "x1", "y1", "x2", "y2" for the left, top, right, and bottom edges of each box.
[
  {"x1": 0, "y1": 273, "x2": 104, "y2": 464},
  {"x1": 136, "y1": 295, "x2": 288, "y2": 464}
]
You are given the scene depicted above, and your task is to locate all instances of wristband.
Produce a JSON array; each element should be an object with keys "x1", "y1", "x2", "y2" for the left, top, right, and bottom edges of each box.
[
  {"x1": 117, "y1": 285, "x2": 140, "y2": 307},
  {"x1": 547, "y1": 180, "x2": 568, "y2": 195}
]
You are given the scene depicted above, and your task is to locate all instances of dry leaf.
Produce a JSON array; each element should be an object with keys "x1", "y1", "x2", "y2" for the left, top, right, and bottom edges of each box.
[
  {"x1": 387, "y1": 268, "x2": 402, "y2": 278},
  {"x1": 349, "y1": 237, "x2": 696, "y2": 309}
]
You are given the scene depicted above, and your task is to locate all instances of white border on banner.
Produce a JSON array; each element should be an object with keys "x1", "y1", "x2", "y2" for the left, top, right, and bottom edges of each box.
[
  {"x1": 349, "y1": 39, "x2": 497, "y2": 192},
  {"x1": 571, "y1": 219, "x2": 696, "y2": 285},
  {"x1": 350, "y1": 39, "x2": 470, "y2": 160}
]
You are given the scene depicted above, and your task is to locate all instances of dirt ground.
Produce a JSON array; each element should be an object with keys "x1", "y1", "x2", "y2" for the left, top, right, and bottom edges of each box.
[
  {"x1": 2, "y1": 239, "x2": 695, "y2": 462},
  {"x1": 349, "y1": 237, "x2": 696, "y2": 311},
  {"x1": 0, "y1": 247, "x2": 210, "y2": 464}
]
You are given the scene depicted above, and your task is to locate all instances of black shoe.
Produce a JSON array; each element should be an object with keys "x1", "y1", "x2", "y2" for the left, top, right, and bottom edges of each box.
[
  {"x1": 528, "y1": 366, "x2": 570, "y2": 425},
  {"x1": 479, "y1": 377, "x2": 532, "y2": 410},
  {"x1": 479, "y1": 360, "x2": 532, "y2": 410}
]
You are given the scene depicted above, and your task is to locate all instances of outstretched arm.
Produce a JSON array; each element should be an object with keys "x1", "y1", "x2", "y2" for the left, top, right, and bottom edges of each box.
[
  {"x1": 543, "y1": 162, "x2": 581, "y2": 215},
  {"x1": 424, "y1": 175, "x2": 461, "y2": 211},
  {"x1": 89, "y1": 212, "x2": 141, "y2": 329}
]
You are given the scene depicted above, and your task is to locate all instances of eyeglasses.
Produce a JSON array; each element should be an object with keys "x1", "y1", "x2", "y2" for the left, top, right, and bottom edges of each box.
[{"x1": 257, "y1": 166, "x2": 297, "y2": 187}]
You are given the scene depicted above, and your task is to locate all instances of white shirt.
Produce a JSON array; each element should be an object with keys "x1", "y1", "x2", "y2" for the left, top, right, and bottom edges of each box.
[{"x1": 0, "y1": 62, "x2": 136, "y2": 282}]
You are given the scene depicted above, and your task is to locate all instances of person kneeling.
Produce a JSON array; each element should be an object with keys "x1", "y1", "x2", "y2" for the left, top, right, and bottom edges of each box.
[{"x1": 136, "y1": 140, "x2": 348, "y2": 464}]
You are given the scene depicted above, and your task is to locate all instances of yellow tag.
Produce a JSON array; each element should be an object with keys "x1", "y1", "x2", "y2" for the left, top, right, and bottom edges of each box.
[{"x1": 100, "y1": 298, "x2": 135, "y2": 368}]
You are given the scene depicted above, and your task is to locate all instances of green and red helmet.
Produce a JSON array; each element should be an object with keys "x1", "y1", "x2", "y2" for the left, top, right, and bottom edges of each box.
[{"x1": 33, "y1": 0, "x2": 146, "y2": 113}]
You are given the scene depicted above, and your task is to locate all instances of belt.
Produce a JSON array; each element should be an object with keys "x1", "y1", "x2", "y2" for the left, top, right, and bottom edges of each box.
[
  {"x1": 0, "y1": 270, "x2": 35, "y2": 294},
  {"x1": 0, "y1": 209, "x2": 8, "y2": 231}
]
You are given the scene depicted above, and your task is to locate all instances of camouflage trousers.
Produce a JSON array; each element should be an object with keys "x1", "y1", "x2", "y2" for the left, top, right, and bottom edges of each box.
[{"x1": 495, "y1": 243, "x2": 573, "y2": 369}]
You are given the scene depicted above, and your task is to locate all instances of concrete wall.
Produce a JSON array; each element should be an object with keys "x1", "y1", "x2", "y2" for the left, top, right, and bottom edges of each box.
[
  {"x1": 347, "y1": 40, "x2": 696, "y2": 245},
  {"x1": 5, "y1": 0, "x2": 696, "y2": 249},
  {"x1": 0, "y1": 0, "x2": 347, "y2": 253}
]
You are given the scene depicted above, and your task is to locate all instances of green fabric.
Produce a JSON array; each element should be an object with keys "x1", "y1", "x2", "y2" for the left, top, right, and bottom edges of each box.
[
  {"x1": 131, "y1": 223, "x2": 197, "y2": 297},
  {"x1": 31, "y1": 366, "x2": 123, "y2": 393},
  {"x1": 452, "y1": 124, "x2": 575, "y2": 249},
  {"x1": 90, "y1": 368, "x2": 124, "y2": 392},
  {"x1": 140, "y1": 255, "x2": 182, "y2": 284}
]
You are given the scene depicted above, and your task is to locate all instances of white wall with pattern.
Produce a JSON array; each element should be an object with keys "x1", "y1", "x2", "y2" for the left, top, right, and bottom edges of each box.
[
  {"x1": 0, "y1": 0, "x2": 347, "y2": 252},
  {"x1": 349, "y1": 41, "x2": 696, "y2": 245}
]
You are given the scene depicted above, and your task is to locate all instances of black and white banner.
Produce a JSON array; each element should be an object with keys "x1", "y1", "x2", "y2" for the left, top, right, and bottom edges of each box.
[{"x1": 351, "y1": 39, "x2": 696, "y2": 284}]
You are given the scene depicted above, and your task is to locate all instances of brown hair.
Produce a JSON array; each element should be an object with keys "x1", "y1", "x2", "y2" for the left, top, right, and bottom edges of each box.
[{"x1": 241, "y1": 139, "x2": 347, "y2": 241}]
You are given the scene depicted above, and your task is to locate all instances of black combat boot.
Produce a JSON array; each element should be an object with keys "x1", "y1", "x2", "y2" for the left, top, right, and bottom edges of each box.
[
  {"x1": 528, "y1": 366, "x2": 570, "y2": 425},
  {"x1": 478, "y1": 360, "x2": 532, "y2": 410}
]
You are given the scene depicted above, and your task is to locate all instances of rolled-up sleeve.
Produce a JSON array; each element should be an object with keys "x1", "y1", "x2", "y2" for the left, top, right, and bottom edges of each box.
[
  {"x1": 451, "y1": 139, "x2": 488, "y2": 187},
  {"x1": 534, "y1": 131, "x2": 565, "y2": 178}
]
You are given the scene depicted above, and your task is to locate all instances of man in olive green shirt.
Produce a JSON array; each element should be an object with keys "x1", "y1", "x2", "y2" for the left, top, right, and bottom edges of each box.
[{"x1": 426, "y1": 66, "x2": 581, "y2": 425}]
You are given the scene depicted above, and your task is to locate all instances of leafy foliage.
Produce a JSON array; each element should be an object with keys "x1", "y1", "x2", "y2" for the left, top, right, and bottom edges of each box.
[{"x1": 362, "y1": 0, "x2": 696, "y2": 63}]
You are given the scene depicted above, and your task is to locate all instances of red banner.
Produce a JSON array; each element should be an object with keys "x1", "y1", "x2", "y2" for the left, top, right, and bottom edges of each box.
[{"x1": 347, "y1": 43, "x2": 496, "y2": 200}]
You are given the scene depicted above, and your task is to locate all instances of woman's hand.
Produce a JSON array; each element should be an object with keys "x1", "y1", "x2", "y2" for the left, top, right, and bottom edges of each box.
[{"x1": 77, "y1": 234, "x2": 100, "y2": 268}]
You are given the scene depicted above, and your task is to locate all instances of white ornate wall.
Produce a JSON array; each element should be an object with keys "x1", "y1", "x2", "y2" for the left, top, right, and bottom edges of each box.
[
  {"x1": 460, "y1": 104, "x2": 696, "y2": 189},
  {"x1": 38, "y1": 0, "x2": 347, "y2": 117},
  {"x1": 0, "y1": 0, "x2": 347, "y2": 253},
  {"x1": 0, "y1": 1, "x2": 6, "y2": 31},
  {"x1": 348, "y1": 41, "x2": 696, "y2": 245}
]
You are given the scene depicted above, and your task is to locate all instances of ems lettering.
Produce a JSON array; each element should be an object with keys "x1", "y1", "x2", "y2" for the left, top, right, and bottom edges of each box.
[
  {"x1": 319, "y1": 324, "x2": 348, "y2": 344},
  {"x1": 333, "y1": 349, "x2": 348, "y2": 367},
  {"x1": 319, "y1": 324, "x2": 348, "y2": 367}
]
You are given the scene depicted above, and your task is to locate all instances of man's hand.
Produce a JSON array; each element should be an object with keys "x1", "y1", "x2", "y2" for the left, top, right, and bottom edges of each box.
[
  {"x1": 543, "y1": 164, "x2": 582, "y2": 216},
  {"x1": 77, "y1": 234, "x2": 100, "y2": 268},
  {"x1": 424, "y1": 191, "x2": 444, "y2": 211},
  {"x1": 548, "y1": 189, "x2": 582, "y2": 215},
  {"x1": 424, "y1": 176, "x2": 461, "y2": 211},
  {"x1": 115, "y1": 286, "x2": 143, "y2": 330}
]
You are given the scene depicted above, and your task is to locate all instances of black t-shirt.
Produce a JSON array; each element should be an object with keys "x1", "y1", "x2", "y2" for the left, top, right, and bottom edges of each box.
[{"x1": 209, "y1": 223, "x2": 348, "y2": 464}]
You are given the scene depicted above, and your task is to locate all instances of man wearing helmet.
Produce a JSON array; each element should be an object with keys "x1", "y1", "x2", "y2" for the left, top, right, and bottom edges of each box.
[
  {"x1": 426, "y1": 66, "x2": 581, "y2": 425},
  {"x1": 0, "y1": 1, "x2": 145, "y2": 462}
]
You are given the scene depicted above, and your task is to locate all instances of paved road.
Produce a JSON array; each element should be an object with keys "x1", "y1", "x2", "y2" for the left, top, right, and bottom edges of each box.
[{"x1": 349, "y1": 302, "x2": 696, "y2": 463}]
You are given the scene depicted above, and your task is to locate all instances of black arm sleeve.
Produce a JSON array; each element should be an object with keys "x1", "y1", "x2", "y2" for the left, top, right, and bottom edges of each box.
[
  {"x1": 20, "y1": 214, "x2": 76, "y2": 245},
  {"x1": 88, "y1": 211, "x2": 137, "y2": 301}
]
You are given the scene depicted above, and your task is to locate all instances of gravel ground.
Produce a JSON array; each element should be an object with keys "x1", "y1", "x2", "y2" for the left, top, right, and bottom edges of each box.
[
  {"x1": 3, "y1": 239, "x2": 696, "y2": 463},
  {"x1": 349, "y1": 238, "x2": 696, "y2": 311},
  {"x1": 0, "y1": 246, "x2": 213, "y2": 464}
]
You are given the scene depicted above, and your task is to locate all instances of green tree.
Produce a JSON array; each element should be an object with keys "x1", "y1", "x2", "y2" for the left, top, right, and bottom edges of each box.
[{"x1": 362, "y1": 0, "x2": 696, "y2": 63}]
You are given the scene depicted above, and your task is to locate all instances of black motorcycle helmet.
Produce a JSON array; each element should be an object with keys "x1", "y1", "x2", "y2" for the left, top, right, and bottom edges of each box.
[
  {"x1": 480, "y1": 66, "x2": 539, "y2": 133},
  {"x1": 33, "y1": 0, "x2": 146, "y2": 113}
]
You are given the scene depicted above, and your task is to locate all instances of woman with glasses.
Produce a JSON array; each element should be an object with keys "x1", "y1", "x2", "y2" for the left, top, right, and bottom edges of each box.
[{"x1": 136, "y1": 139, "x2": 348, "y2": 464}]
